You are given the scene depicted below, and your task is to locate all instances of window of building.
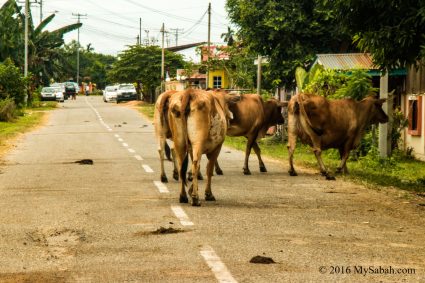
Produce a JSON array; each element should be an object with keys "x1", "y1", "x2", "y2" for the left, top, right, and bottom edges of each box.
[
  {"x1": 213, "y1": 76, "x2": 222, "y2": 89},
  {"x1": 408, "y1": 96, "x2": 422, "y2": 136}
]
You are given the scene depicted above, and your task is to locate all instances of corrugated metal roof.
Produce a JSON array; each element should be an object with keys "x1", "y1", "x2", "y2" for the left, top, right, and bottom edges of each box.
[{"x1": 314, "y1": 53, "x2": 377, "y2": 70}]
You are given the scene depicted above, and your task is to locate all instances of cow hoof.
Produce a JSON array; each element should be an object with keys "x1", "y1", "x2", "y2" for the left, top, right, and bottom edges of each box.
[
  {"x1": 289, "y1": 170, "x2": 298, "y2": 176},
  {"x1": 161, "y1": 175, "x2": 168, "y2": 183},
  {"x1": 197, "y1": 174, "x2": 204, "y2": 181},
  {"x1": 215, "y1": 168, "x2": 224, "y2": 175},
  {"x1": 191, "y1": 198, "x2": 201, "y2": 206},
  {"x1": 243, "y1": 168, "x2": 251, "y2": 175},
  {"x1": 173, "y1": 170, "x2": 179, "y2": 181},
  {"x1": 260, "y1": 166, "x2": 267, "y2": 173},
  {"x1": 179, "y1": 195, "x2": 188, "y2": 203},
  {"x1": 326, "y1": 175, "x2": 336, "y2": 181},
  {"x1": 187, "y1": 172, "x2": 193, "y2": 182},
  {"x1": 205, "y1": 193, "x2": 216, "y2": 201}
]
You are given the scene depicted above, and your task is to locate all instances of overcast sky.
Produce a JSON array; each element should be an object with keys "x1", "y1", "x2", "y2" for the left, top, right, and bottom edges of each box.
[{"x1": 1, "y1": 0, "x2": 232, "y2": 61}]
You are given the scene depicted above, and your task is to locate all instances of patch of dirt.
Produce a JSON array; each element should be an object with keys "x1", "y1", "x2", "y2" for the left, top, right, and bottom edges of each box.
[
  {"x1": 135, "y1": 226, "x2": 185, "y2": 236},
  {"x1": 249, "y1": 255, "x2": 276, "y2": 264},
  {"x1": 0, "y1": 271, "x2": 69, "y2": 283},
  {"x1": 26, "y1": 228, "x2": 86, "y2": 261}
]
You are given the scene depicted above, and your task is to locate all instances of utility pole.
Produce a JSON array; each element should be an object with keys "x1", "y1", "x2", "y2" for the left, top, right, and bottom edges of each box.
[
  {"x1": 170, "y1": 28, "x2": 184, "y2": 46},
  {"x1": 136, "y1": 35, "x2": 140, "y2": 45},
  {"x1": 139, "y1": 18, "x2": 142, "y2": 46},
  {"x1": 23, "y1": 0, "x2": 29, "y2": 104},
  {"x1": 39, "y1": 0, "x2": 42, "y2": 22},
  {"x1": 144, "y1": 30, "x2": 150, "y2": 46},
  {"x1": 72, "y1": 13, "x2": 87, "y2": 86},
  {"x1": 206, "y1": 2, "x2": 211, "y2": 89},
  {"x1": 257, "y1": 55, "x2": 262, "y2": 95},
  {"x1": 161, "y1": 23, "x2": 165, "y2": 94}
]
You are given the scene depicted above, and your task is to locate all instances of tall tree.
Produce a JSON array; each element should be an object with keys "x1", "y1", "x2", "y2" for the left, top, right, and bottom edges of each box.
[
  {"x1": 335, "y1": 0, "x2": 425, "y2": 69},
  {"x1": 107, "y1": 45, "x2": 185, "y2": 101},
  {"x1": 226, "y1": 0, "x2": 353, "y2": 87}
]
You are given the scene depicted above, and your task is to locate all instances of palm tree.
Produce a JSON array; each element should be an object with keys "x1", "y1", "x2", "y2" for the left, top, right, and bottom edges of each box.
[{"x1": 221, "y1": 26, "x2": 235, "y2": 46}]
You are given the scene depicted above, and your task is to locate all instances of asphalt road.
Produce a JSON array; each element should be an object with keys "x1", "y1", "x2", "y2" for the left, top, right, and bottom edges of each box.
[{"x1": 0, "y1": 96, "x2": 424, "y2": 283}]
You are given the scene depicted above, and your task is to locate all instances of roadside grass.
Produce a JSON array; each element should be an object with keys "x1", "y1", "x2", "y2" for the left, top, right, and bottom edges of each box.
[
  {"x1": 0, "y1": 102, "x2": 57, "y2": 151},
  {"x1": 138, "y1": 102, "x2": 155, "y2": 119},
  {"x1": 136, "y1": 103, "x2": 425, "y2": 193}
]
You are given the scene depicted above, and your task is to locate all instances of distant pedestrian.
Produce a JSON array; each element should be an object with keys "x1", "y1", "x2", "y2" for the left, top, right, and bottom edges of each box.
[{"x1": 85, "y1": 84, "x2": 89, "y2": 96}]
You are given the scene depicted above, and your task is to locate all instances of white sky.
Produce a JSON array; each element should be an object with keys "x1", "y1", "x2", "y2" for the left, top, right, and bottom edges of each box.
[{"x1": 1, "y1": 0, "x2": 232, "y2": 61}]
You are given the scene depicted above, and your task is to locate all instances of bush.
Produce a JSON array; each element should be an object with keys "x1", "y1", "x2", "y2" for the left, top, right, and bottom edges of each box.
[
  {"x1": 0, "y1": 98, "x2": 17, "y2": 122},
  {"x1": 0, "y1": 59, "x2": 27, "y2": 107}
]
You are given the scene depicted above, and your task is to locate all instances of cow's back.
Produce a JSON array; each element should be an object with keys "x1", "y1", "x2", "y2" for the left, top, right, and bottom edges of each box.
[{"x1": 227, "y1": 94, "x2": 265, "y2": 137}]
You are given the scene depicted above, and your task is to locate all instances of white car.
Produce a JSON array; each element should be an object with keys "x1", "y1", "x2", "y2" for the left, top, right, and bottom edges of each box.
[
  {"x1": 103, "y1": 85, "x2": 118, "y2": 102},
  {"x1": 41, "y1": 86, "x2": 64, "y2": 102},
  {"x1": 116, "y1": 84, "x2": 137, "y2": 103}
]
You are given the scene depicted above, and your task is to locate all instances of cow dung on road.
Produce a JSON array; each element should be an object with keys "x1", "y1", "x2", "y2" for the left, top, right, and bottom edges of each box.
[
  {"x1": 74, "y1": 159, "x2": 94, "y2": 165},
  {"x1": 249, "y1": 255, "x2": 276, "y2": 264}
]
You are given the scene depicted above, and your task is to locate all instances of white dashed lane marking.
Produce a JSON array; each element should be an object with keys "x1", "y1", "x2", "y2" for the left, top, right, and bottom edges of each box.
[
  {"x1": 128, "y1": 148, "x2": 135, "y2": 153},
  {"x1": 118, "y1": 138, "x2": 124, "y2": 142},
  {"x1": 142, "y1": 164, "x2": 154, "y2": 173},
  {"x1": 200, "y1": 245, "x2": 238, "y2": 283},
  {"x1": 122, "y1": 143, "x2": 129, "y2": 147},
  {"x1": 153, "y1": 181, "x2": 169, "y2": 193},
  {"x1": 170, "y1": 206, "x2": 194, "y2": 226},
  {"x1": 134, "y1": 155, "x2": 143, "y2": 161},
  {"x1": 114, "y1": 134, "x2": 120, "y2": 138}
]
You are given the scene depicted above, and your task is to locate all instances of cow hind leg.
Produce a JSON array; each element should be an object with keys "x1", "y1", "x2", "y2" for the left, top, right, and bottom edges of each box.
[
  {"x1": 243, "y1": 134, "x2": 258, "y2": 175},
  {"x1": 205, "y1": 147, "x2": 222, "y2": 201},
  {"x1": 336, "y1": 147, "x2": 350, "y2": 175},
  {"x1": 287, "y1": 133, "x2": 298, "y2": 176},
  {"x1": 171, "y1": 146, "x2": 179, "y2": 181},
  {"x1": 214, "y1": 160, "x2": 223, "y2": 175},
  {"x1": 179, "y1": 154, "x2": 189, "y2": 203},
  {"x1": 164, "y1": 141, "x2": 172, "y2": 161},
  {"x1": 313, "y1": 149, "x2": 335, "y2": 180},
  {"x1": 158, "y1": 139, "x2": 168, "y2": 183},
  {"x1": 190, "y1": 150, "x2": 202, "y2": 207},
  {"x1": 252, "y1": 141, "x2": 266, "y2": 172}
]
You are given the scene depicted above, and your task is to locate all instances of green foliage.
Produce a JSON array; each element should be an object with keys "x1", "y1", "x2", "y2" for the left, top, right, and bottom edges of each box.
[
  {"x1": 0, "y1": 98, "x2": 16, "y2": 122},
  {"x1": 334, "y1": 70, "x2": 377, "y2": 100},
  {"x1": 392, "y1": 108, "x2": 409, "y2": 150},
  {"x1": 305, "y1": 69, "x2": 347, "y2": 97},
  {"x1": 226, "y1": 0, "x2": 353, "y2": 87},
  {"x1": 0, "y1": 0, "x2": 82, "y2": 87},
  {"x1": 0, "y1": 59, "x2": 27, "y2": 107},
  {"x1": 107, "y1": 45, "x2": 185, "y2": 101},
  {"x1": 334, "y1": 0, "x2": 425, "y2": 70}
]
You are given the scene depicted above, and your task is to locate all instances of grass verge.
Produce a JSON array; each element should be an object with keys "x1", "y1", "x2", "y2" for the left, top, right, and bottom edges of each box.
[
  {"x1": 137, "y1": 103, "x2": 425, "y2": 193},
  {"x1": 0, "y1": 102, "x2": 57, "y2": 156}
]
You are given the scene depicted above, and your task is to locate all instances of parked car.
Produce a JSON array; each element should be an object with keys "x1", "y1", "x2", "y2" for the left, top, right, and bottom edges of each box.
[
  {"x1": 103, "y1": 85, "x2": 118, "y2": 102},
  {"x1": 116, "y1": 84, "x2": 137, "y2": 103},
  {"x1": 41, "y1": 86, "x2": 64, "y2": 102},
  {"x1": 63, "y1": 81, "x2": 77, "y2": 99}
]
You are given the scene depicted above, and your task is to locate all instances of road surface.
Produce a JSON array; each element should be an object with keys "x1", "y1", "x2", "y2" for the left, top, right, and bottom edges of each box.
[{"x1": 0, "y1": 96, "x2": 424, "y2": 282}]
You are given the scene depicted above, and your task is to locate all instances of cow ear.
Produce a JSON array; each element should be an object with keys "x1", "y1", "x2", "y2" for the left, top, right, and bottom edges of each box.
[{"x1": 375, "y1": 98, "x2": 387, "y2": 106}]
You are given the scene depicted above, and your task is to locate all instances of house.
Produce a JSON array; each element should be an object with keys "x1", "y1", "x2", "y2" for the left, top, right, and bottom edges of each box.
[
  {"x1": 201, "y1": 45, "x2": 230, "y2": 89},
  {"x1": 403, "y1": 64, "x2": 425, "y2": 160}
]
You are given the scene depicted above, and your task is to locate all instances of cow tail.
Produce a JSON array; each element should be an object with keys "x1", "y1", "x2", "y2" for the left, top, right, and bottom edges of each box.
[
  {"x1": 158, "y1": 92, "x2": 171, "y2": 128},
  {"x1": 180, "y1": 153, "x2": 189, "y2": 186},
  {"x1": 180, "y1": 89, "x2": 194, "y2": 150},
  {"x1": 297, "y1": 93, "x2": 322, "y2": 137}
]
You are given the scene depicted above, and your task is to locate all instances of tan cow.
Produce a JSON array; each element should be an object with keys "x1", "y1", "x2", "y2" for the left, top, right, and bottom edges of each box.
[
  {"x1": 287, "y1": 93, "x2": 388, "y2": 179},
  {"x1": 154, "y1": 90, "x2": 179, "y2": 183},
  {"x1": 214, "y1": 94, "x2": 286, "y2": 175},
  {"x1": 168, "y1": 89, "x2": 236, "y2": 206}
]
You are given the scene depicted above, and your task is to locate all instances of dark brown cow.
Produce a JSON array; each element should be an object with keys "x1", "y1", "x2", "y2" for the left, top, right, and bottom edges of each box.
[
  {"x1": 215, "y1": 94, "x2": 286, "y2": 175},
  {"x1": 168, "y1": 89, "x2": 237, "y2": 206},
  {"x1": 287, "y1": 93, "x2": 388, "y2": 179}
]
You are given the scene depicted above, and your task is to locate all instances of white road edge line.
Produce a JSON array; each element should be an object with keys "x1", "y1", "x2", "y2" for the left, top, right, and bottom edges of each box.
[
  {"x1": 142, "y1": 164, "x2": 154, "y2": 173},
  {"x1": 153, "y1": 181, "x2": 169, "y2": 193},
  {"x1": 200, "y1": 245, "x2": 238, "y2": 283},
  {"x1": 170, "y1": 206, "x2": 194, "y2": 226},
  {"x1": 134, "y1": 155, "x2": 143, "y2": 161}
]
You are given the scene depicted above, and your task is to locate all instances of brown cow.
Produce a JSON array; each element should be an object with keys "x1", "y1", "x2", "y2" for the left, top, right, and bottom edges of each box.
[
  {"x1": 287, "y1": 93, "x2": 388, "y2": 179},
  {"x1": 214, "y1": 94, "x2": 286, "y2": 175},
  {"x1": 168, "y1": 89, "x2": 235, "y2": 206},
  {"x1": 154, "y1": 90, "x2": 179, "y2": 183}
]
